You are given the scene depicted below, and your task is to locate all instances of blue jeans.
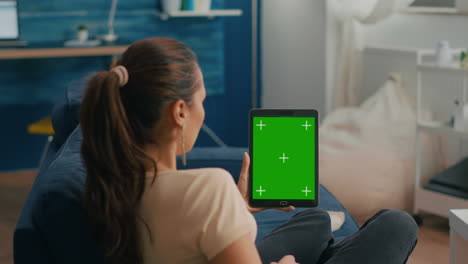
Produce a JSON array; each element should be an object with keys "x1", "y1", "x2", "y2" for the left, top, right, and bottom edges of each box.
[{"x1": 256, "y1": 209, "x2": 418, "y2": 264}]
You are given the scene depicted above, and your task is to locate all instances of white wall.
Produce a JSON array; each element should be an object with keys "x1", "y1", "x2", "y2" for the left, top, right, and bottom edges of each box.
[
  {"x1": 326, "y1": 1, "x2": 339, "y2": 114},
  {"x1": 261, "y1": 0, "x2": 326, "y2": 115},
  {"x1": 362, "y1": 12, "x2": 468, "y2": 115},
  {"x1": 364, "y1": 12, "x2": 468, "y2": 49},
  {"x1": 362, "y1": 12, "x2": 468, "y2": 163}
]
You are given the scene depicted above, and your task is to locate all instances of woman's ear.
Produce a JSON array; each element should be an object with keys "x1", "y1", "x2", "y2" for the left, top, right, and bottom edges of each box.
[{"x1": 171, "y1": 99, "x2": 187, "y2": 127}]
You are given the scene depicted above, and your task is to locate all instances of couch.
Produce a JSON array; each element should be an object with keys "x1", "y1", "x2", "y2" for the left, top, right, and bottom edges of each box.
[{"x1": 14, "y1": 77, "x2": 359, "y2": 263}]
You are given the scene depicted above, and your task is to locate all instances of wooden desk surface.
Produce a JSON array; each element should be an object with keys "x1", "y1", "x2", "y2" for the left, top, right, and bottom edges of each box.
[{"x1": 0, "y1": 44, "x2": 129, "y2": 59}]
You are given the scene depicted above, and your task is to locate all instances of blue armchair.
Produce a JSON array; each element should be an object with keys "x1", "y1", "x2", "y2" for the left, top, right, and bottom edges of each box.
[{"x1": 14, "y1": 78, "x2": 359, "y2": 263}]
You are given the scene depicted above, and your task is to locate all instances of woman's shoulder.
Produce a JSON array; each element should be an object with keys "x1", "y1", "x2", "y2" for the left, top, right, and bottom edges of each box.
[
  {"x1": 178, "y1": 168, "x2": 238, "y2": 196},
  {"x1": 178, "y1": 167, "x2": 234, "y2": 183},
  {"x1": 155, "y1": 168, "x2": 236, "y2": 193}
]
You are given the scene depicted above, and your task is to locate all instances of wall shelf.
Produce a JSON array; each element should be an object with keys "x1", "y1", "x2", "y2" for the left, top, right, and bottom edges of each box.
[
  {"x1": 418, "y1": 120, "x2": 468, "y2": 139},
  {"x1": 417, "y1": 63, "x2": 468, "y2": 74},
  {"x1": 415, "y1": 188, "x2": 468, "y2": 218},
  {"x1": 414, "y1": 50, "x2": 468, "y2": 218},
  {"x1": 401, "y1": 7, "x2": 468, "y2": 15},
  {"x1": 157, "y1": 9, "x2": 242, "y2": 20},
  {"x1": 0, "y1": 45, "x2": 128, "y2": 59}
]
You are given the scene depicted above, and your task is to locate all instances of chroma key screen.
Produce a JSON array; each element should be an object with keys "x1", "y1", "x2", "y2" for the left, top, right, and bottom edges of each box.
[{"x1": 252, "y1": 117, "x2": 316, "y2": 200}]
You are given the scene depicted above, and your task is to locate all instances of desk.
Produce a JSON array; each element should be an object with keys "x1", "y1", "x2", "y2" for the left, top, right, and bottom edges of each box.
[
  {"x1": 449, "y1": 209, "x2": 468, "y2": 264},
  {"x1": 0, "y1": 42, "x2": 128, "y2": 60}
]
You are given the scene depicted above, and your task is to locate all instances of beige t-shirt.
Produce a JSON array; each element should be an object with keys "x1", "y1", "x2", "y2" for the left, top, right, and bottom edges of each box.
[{"x1": 138, "y1": 168, "x2": 257, "y2": 264}]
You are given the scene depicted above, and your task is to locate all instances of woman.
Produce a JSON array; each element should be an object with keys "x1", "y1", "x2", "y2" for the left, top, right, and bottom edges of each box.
[{"x1": 79, "y1": 37, "x2": 418, "y2": 264}]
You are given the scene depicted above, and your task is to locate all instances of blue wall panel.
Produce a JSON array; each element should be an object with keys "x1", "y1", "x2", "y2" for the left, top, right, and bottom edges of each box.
[
  {"x1": 223, "y1": 0, "x2": 253, "y2": 147},
  {"x1": 0, "y1": 0, "x2": 252, "y2": 171}
]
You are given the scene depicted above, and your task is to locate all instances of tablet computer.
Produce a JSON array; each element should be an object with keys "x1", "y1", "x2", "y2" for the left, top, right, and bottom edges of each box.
[{"x1": 249, "y1": 109, "x2": 318, "y2": 208}]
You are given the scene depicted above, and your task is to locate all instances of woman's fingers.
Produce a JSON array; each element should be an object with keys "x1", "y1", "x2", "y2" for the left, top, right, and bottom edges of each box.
[
  {"x1": 237, "y1": 152, "x2": 250, "y2": 198},
  {"x1": 249, "y1": 206, "x2": 295, "y2": 214},
  {"x1": 240, "y1": 152, "x2": 250, "y2": 180},
  {"x1": 275, "y1": 206, "x2": 295, "y2": 212},
  {"x1": 263, "y1": 206, "x2": 295, "y2": 212},
  {"x1": 277, "y1": 255, "x2": 298, "y2": 264}
]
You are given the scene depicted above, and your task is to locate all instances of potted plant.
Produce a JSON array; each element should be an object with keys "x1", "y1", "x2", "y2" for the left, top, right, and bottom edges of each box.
[{"x1": 77, "y1": 24, "x2": 88, "y2": 42}]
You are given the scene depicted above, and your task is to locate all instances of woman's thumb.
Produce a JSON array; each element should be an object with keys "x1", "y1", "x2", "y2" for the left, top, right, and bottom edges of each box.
[{"x1": 278, "y1": 254, "x2": 297, "y2": 264}]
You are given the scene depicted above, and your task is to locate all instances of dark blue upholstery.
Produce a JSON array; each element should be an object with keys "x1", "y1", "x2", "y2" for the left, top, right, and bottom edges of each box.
[
  {"x1": 49, "y1": 75, "x2": 89, "y2": 151},
  {"x1": 14, "y1": 77, "x2": 359, "y2": 264},
  {"x1": 15, "y1": 126, "x2": 103, "y2": 264}
]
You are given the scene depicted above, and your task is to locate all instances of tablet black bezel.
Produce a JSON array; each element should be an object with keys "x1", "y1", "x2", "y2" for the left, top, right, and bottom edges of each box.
[{"x1": 248, "y1": 109, "x2": 319, "y2": 208}]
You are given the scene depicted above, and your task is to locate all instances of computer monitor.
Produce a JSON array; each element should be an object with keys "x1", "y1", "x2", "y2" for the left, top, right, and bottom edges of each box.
[{"x1": 0, "y1": 1, "x2": 19, "y2": 40}]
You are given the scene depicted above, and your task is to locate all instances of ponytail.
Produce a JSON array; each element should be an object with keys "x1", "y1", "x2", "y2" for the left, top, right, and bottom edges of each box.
[
  {"x1": 80, "y1": 37, "x2": 199, "y2": 264},
  {"x1": 80, "y1": 71, "x2": 155, "y2": 264}
]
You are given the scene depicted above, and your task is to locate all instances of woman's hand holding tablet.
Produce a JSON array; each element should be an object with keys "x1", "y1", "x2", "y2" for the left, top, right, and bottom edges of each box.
[{"x1": 237, "y1": 152, "x2": 295, "y2": 213}]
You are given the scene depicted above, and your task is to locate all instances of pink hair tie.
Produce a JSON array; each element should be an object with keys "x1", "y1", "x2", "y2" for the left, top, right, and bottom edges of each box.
[{"x1": 111, "y1": 65, "x2": 129, "y2": 87}]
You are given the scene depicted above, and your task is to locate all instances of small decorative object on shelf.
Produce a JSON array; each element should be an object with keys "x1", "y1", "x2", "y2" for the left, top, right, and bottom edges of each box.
[
  {"x1": 453, "y1": 100, "x2": 464, "y2": 131},
  {"x1": 162, "y1": 0, "x2": 182, "y2": 13},
  {"x1": 453, "y1": 100, "x2": 468, "y2": 132},
  {"x1": 435, "y1": 40, "x2": 453, "y2": 67},
  {"x1": 461, "y1": 51, "x2": 468, "y2": 68},
  {"x1": 181, "y1": 0, "x2": 195, "y2": 11},
  {"x1": 64, "y1": 24, "x2": 101, "y2": 47},
  {"x1": 101, "y1": 0, "x2": 119, "y2": 42},
  {"x1": 77, "y1": 24, "x2": 88, "y2": 42},
  {"x1": 195, "y1": 0, "x2": 211, "y2": 11}
]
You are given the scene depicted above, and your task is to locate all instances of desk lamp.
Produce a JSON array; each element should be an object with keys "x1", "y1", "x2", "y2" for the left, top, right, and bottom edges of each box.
[{"x1": 101, "y1": 0, "x2": 118, "y2": 42}]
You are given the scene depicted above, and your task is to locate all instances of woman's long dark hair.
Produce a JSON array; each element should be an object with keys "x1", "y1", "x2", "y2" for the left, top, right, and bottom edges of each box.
[{"x1": 79, "y1": 37, "x2": 198, "y2": 264}]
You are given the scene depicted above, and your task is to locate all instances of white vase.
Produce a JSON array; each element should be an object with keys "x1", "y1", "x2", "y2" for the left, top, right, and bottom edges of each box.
[
  {"x1": 463, "y1": 103, "x2": 468, "y2": 132},
  {"x1": 77, "y1": 30, "x2": 88, "y2": 42},
  {"x1": 435, "y1": 40, "x2": 452, "y2": 67},
  {"x1": 162, "y1": 0, "x2": 181, "y2": 13},
  {"x1": 195, "y1": 0, "x2": 211, "y2": 11}
]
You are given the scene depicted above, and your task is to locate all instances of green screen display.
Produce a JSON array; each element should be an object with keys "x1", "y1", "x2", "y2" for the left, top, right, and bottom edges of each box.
[{"x1": 252, "y1": 117, "x2": 316, "y2": 200}]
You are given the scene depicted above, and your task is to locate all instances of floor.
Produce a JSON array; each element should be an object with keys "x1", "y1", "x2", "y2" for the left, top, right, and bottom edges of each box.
[
  {"x1": 0, "y1": 170, "x2": 451, "y2": 264},
  {"x1": 0, "y1": 170, "x2": 37, "y2": 264}
]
